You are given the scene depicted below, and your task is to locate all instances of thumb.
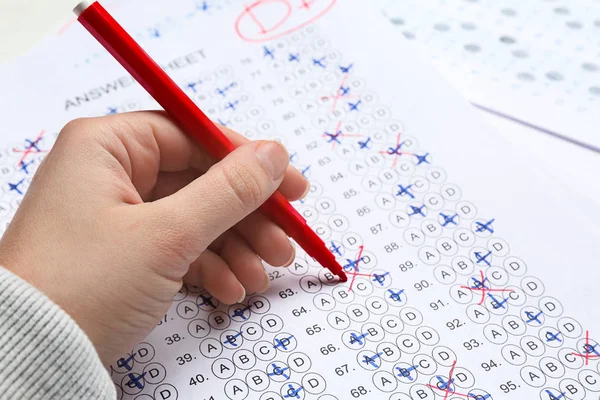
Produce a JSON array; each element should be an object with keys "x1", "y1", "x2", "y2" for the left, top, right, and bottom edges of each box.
[{"x1": 150, "y1": 140, "x2": 290, "y2": 257}]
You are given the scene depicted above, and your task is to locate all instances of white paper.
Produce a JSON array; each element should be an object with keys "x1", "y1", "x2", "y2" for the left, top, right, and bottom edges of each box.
[
  {"x1": 379, "y1": 0, "x2": 600, "y2": 151},
  {"x1": 0, "y1": 1, "x2": 599, "y2": 399}
]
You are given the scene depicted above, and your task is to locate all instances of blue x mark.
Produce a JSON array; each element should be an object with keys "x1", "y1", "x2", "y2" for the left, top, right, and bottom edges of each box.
[
  {"x1": 149, "y1": 27, "x2": 160, "y2": 38},
  {"x1": 436, "y1": 375, "x2": 454, "y2": 391},
  {"x1": 388, "y1": 289, "x2": 405, "y2": 302},
  {"x1": 126, "y1": 372, "x2": 146, "y2": 389},
  {"x1": 362, "y1": 352, "x2": 383, "y2": 368},
  {"x1": 348, "y1": 100, "x2": 362, "y2": 111},
  {"x1": 8, "y1": 179, "x2": 25, "y2": 195},
  {"x1": 545, "y1": 331, "x2": 562, "y2": 343},
  {"x1": 283, "y1": 384, "x2": 303, "y2": 399},
  {"x1": 24, "y1": 138, "x2": 43, "y2": 152},
  {"x1": 487, "y1": 293, "x2": 508, "y2": 309},
  {"x1": 474, "y1": 251, "x2": 492, "y2": 266},
  {"x1": 186, "y1": 80, "x2": 202, "y2": 92},
  {"x1": 19, "y1": 160, "x2": 34, "y2": 174},
  {"x1": 329, "y1": 242, "x2": 342, "y2": 256},
  {"x1": 288, "y1": 53, "x2": 300, "y2": 62},
  {"x1": 274, "y1": 335, "x2": 294, "y2": 350},
  {"x1": 312, "y1": 57, "x2": 326, "y2": 68},
  {"x1": 543, "y1": 390, "x2": 565, "y2": 400},
  {"x1": 268, "y1": 363, "x2": 290, "y2": 380},
  {"x1": 197, "y1": 1, "x2": 209, "y2": 11},
  {"x1": 408, "y1": 204, "x2": 426, "y2": 217},
  {"x1": 117, "y1": 353, "x2": 135, "y2": 371},
  {"x1": 198, "y1": 294, "x2": 217, "y2": 309},
  {"x1": 224, "y1": 331, "x2": 243, "y2": 347},
  {"x1": 344, "y1": 256, "x2": 365, "y2": 272},
  {"x1": 396, "y1": 364, "x2": 418, "y2": 381},
  {"x1": 396, "y1": 184, "x2": 415, "y2": 199},
  {"x1": 386, "y1": 144, "x2": 404, "y2": 156},
  {"x1": 468, "y1": 393, "x2": 492, "y2": 400},
  {"x1": 414, "y1": 153, "x2": 430, "y2": 165},
  {"x1": 106, "y1": 106, "x2": 118, "y2": 115},
  {"x1": 440, "y1": 213, "x2": 458, "y2": 227},
  {"x1": 339, "y1": 64, "x2": 353, "y2": 73},
  {"x1": 358, "y1": 137, "x2": 371, "y2": 149},
  {"x1": 584, "y1": 342, "x2": 600, "y2": 357},
  {"x1": 263, "y1": 46, "x2": 275, "y2": 59},
  {"x1": 225, "y1": 100, "x2": 239, "y2": 111},
  {"x1": 232, "y1": 305, "x2": 251, "y2": 320},
  {"x1": 524, "y1": 311, "x2": 544, "y2": 325},
  {"x1": 350, "y1": 332, "x2": 369, "y2": 345},
  {"x1": 372, "y1": 272, "x2": 390, "y2": 286},
  {"x1": 323, "y1": 130, "x2": 342, "y2": 144},
  {"x1": 216, "y1": 82, "x2": 236, "y2": 97},
  {"x1": 470, "y1": 276, "x2": 488, "y2": 290},
  {"x1": 475, "y1": 219, "x2": 495, "y2": 233}
]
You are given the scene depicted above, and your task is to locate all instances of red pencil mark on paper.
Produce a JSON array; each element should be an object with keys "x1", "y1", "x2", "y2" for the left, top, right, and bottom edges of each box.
[
  {"x1": 13, "y1": 130, "x2": 47, "y2": 167},
  {"x1": 57, "y1": 18, "x2": 77, "y2": 35},
  {"x1": 322, "y1": 121, "x2": 362, "y2": 150},
  {"x1": 572, "y1": 330, "x2": 600, "y2": 366},
  {"x1": 346, "y1": 246, "x2": 372, "y2": 292},
  {"x1": 235, "y1": 0, "x2": 336, "y2": 43},
  {"x1": 379, "y1": 133, "x2": 410, "y2": 168},
  {"x1": 319, "y1": 75, "x2": 358, "y2": 112},
  {"x1": 425, "y1": 361, "x2": 481, "y2": 400}
]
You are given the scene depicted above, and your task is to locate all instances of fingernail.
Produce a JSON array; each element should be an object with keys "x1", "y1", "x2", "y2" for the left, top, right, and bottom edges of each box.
[
  {"x1": 283, "y1": 243, "x2": 296, "y2": 267},
  {"x1": 300, "y1": 182, "x2": 311, "y2": 200},
  {"x1": 259, "y1": 270, "x2": 270, "y2": 293},
  {"x1": 256, "y1": 141, "x2": 289, "y2": 181},
  {"x1": 237, "y1": 285, "x2": 246, "y2": 303}
]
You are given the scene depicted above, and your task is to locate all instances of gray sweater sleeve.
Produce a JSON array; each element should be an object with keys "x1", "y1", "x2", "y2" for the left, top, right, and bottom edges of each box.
[{"x1": 0, "y1": 267, "x2": 116, "y2": 400}]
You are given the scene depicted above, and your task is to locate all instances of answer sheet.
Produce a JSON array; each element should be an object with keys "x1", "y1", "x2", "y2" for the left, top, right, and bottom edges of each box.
[
  {"x1": 0, "y1": 1, "x2": 600, "y2": 400},
  {"x1": 378, "y1": 0, "x2": 600, "y2": 151}
]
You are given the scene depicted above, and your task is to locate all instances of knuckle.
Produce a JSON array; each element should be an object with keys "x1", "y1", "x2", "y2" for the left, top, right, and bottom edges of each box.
[
  {"x1": 220, "y1": 163, "x2": 264, "y2": 211},
  {"x1": 59, "y1": 118, "x2": 92, "y2": 142}
]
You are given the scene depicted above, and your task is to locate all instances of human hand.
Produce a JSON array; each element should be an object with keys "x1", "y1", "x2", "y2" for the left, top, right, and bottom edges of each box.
[{"x1": 0, "y1": 111, "x2": 308, "y2": 366}]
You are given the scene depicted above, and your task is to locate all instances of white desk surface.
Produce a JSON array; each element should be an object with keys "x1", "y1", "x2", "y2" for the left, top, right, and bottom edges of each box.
[{"x1": 1, "y1": 0, "x2": 599, "y2": 213}]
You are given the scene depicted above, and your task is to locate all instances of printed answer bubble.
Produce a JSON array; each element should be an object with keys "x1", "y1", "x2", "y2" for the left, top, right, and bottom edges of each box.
[
  {"x1": 539, "y1": 356, "x2": 565, "y2": 379},
  {"x1": 142, "y1": 363, "x2": 166, "y2": 385},
  {"x1": 219, "y1": 337, "x2": 250, "y2": 367},
  {"x1": 154, "y1": 384, "x2": 178, "y2": 400},
  {"x1": 373, "y1": 371, "x2": 398, "y2": 393},
  {"x1": 225, "y1": 379, "x2": 249, "y2": 400},
  {"x1": 246, "y1": 370, "x2": 270, "y2": 392},
  {"x1": 212, "y1": 358, "x2": 236, "y2": 379}
]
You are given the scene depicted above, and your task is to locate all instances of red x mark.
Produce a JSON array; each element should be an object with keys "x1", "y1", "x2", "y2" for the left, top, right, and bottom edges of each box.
[
  {"x1": 320, "y1": 75, "x2": 359, "y2": 112},
  {"x1": 426, "y1": 361, "x2": 458, "y2": 400},
  {"x1": 378, "y1": 133, "x2": 414, "y2": 168},
  {"x1": 460, "y1": 270, "x2": 514, "y2": 305},
  {"x1": 322, "y1": 121, "x2": 363, "y2": 150},
  {"x1": 346, "y1": 246, "x2": 372, "y2": 292},
  {"x1": 571, "y1": 330, "x2": 600, "y2": 366},
  {"x1": 13, "y1": 130, "x2": 48, "y2": 167}
]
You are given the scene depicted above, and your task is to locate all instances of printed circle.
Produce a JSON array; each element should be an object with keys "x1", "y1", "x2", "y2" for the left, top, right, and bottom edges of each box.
[
  {"x1": 154, "y1": 384, "x2": 178, "y2": 400},
  {"x1": 142, "y1": 362, "x2": 167, "y2": 385}
]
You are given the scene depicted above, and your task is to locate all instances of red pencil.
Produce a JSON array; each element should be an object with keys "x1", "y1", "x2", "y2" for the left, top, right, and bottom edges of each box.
[{"x1": 73, "y1": 1, "x2": 347, "y2": 282}]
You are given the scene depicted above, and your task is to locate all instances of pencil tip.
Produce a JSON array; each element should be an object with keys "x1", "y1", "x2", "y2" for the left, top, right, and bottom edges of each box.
[{"x1": 338, "y1": 271, "x2": 348, "y2": 282}]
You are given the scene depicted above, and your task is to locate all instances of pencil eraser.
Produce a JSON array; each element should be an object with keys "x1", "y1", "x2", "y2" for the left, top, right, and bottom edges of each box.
[{"x1": 74, "y1": 0, "x2": 95, "y2": 16}]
